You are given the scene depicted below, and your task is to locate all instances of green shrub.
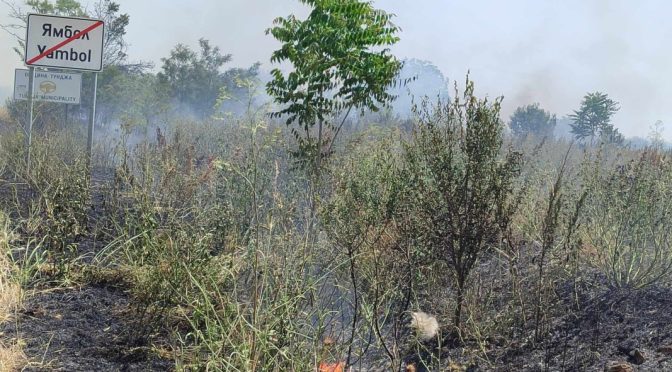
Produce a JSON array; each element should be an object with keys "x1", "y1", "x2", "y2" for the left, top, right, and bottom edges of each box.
[
  {"x1": 402, "y1": 78, "x2": 522, "y2": 332},
  {"x1": 323, "y1": 135, "x2": 424, "y2": 368},
  {"x1": 583, "y1": 151, "x2": 672, "y2": 288}
]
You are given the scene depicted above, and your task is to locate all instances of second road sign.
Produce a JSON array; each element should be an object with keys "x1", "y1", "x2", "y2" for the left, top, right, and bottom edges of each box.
[{"x1": 14, "y1": 69, "x2": 82, "y2": 104}]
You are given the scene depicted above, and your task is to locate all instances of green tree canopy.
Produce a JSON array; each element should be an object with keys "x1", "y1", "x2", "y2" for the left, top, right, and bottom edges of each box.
[
  {"x1": 158, "y1": 39, "x2": 232, "y2": 119},
  {"x1": 266, "y1": 0, "x2": 403, "y2": 170},
  {"x1": 509, "y1": 103, "x2": 556, "y2": 138},
  {"x1": 570, "y1": 92, "x2": 621, "y2": 144},
  {"x1": 97, "y1": 66, "x2": 170, "y2": 127},
  {"x1": 25, "y1": 0, "x2": 85, "y2": 16},
  {"x1": 214, "y1": 63, "x2": 264, "y2": 117}
]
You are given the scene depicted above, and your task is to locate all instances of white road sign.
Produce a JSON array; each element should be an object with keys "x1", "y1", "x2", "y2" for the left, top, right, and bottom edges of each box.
[
  {"x1": 14, "y1": 69, "x2": 82, "y2": 104},
  {"x1": 24, "y1": 14, "x2": 104, "y2": 72}
]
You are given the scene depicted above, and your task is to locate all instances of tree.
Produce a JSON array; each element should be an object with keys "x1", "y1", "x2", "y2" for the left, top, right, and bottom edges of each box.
[
  {"x1": 404, "y1": 78, "x2": 522, "y2": 334},
  {"x1": 93, "y1": 0, "x2": 129, "y2": 66},
  {"x1": 158, "y1": 39, "x2": 232, "y2": 119},
  {"x1": 569, "y1": 92, "x2": 620, "y2": 144},
  {"x1": 509, "y1": 103, "x2": 556, "y2": 138},
  {"x1": 599, "y1": 124, "x2": 624, "y2": 145},
  {"x1": 96, "y1": 66, "x2": 170, "y2": 127},
  {"x1": 389, "y1": 58, "x2": 450, "y2": 118},
  {"x1": 214, "y1": 63, "x2": 264, "y2": 118},
  {"x1": 266, "y1": 0, "x2": 403, "y2": 173}
]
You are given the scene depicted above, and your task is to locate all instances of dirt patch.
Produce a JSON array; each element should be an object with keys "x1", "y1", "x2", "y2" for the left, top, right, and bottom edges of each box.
[{"x1": 2, "y1": 285, "x2": 173, "y2": 371}]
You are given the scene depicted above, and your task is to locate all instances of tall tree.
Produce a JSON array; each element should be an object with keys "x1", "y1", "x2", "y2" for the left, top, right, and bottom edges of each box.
[
  {"x1": 158, "y1": 39, "x2": 232, "y2": 119},
  {"x1": 569, "y1": 92, "x2": 620, "y2": 144},
  {"x1": 266, "y1": 0, "x2": 403, "y2": 173},
  {"x1": 97, "y1": 66, "x2": 169, "y2": 127},
  {"x1": 93, "y1": 0, "x2": 129, "y2": 66},
  {"x1": 214, "y1": 63, "x2": 264, "y2": 117},
  {"x1": 509, "y1": 103, "x2": 556, "y2": 138}
]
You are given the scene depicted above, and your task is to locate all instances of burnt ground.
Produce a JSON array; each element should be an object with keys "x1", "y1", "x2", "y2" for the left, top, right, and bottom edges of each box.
[
  {"x1": 493, "y1": 283, "x2": 672, "y2": 371},
  {"x1": 393, "y1": 282, "x2": 672, "y2": 372},
  {"x1": 391, "y1": 244, "x2": 672, "y2": 372},
  {"x1": 2, "y1": 285, "x2": 173, "y2": 371},
  {"x1": 3, "y1": 170, "x2": 672, "y2": 371},
  {"x1": 0, "y1": 171, "x2": 174, "y2": 371}
]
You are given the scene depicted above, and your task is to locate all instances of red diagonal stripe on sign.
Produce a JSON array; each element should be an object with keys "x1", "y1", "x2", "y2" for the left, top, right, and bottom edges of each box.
[{"x1": 27, "y1": 20, "x2": 103, "y2": 65}]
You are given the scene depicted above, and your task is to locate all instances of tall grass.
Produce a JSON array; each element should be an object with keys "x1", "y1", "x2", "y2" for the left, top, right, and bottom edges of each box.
[
  {"x1": 582, "y1": 150, "x2": 672, "y2": 288},
  {"x1": 0, "y1": 212, "x2": 26, "y2": 371},
  {"x1": 2, "y1": 90, "x2": 672, "y2": 371}
]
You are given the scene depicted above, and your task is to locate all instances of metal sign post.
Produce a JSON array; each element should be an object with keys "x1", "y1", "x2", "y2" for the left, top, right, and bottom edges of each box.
[
  {"x1": 87, "y1": 73, "x2": 98, "y2": 172},
  {"x1": 26, "y1": 67, "x2": 35, "y2": 175}
]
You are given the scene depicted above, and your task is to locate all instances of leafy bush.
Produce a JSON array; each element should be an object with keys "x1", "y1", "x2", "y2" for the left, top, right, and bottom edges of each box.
[
  {"x1": 324, "y1": 135, "x2": 428, "y2": 368},
  {"x1": 402, "y1": 78, "x2": 522, "y2": 332},
  {"x1": 583, "y1": 151, "x2": 672, "y2": 288}
]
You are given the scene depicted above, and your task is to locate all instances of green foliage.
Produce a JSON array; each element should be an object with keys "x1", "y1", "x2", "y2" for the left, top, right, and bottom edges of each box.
[
  {"x1": 97, "y1": 66, "x2": 170, "y2": 127},
  {"x1": 509, "y1": 103, "x2": 556, "y2": 138},
  {"x1": 266, "y1": 0, "x2": 402, "y2": 167},
  {"x1": 96, "y1": 119, "x2": 321, "y2": 369},
  {"x1": 214, "y1": 63, "x2": 265, "y2": 118},
  {"x1": 403, "y1": 79, "x2": 523, "y2": 331},
  {"x1": 158, "y1": 39, "x2": 232, "y2": 119},
  {"x1": 26, "y1": 0, "x2": 86, "y2": 16},
  {"x1": 599, "y1": 123, "x2": 625, "y2": 144},
  {"x1": 323, "y1": 138, "x2": 408, "y2": 366},
  {"x1": 94, "y1": 0, "x2": 130, "y2": 65},
  {"x1": 583, "y1": 152, "x2": 672, "y2": 288},
  {"x1": 324, "y1": 141, "x2": 399, "y2": 253},
  {"x1": 25, "y1": 133, "x2": 90, "y2": 277},
  {"x1": 6, "y1": 80, "x2": 672, "y2": 369},
  {"x1": 38, "y1": 160, "x2": 89, "y2": 276},
  {"x1": 570, "y1": 92, "x2": 622, "y2": 144}
]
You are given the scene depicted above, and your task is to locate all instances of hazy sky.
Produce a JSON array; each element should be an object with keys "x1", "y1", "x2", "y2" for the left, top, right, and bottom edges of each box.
[{"x1": 1, "y1": 0, "x2": 671, "y2": 139}]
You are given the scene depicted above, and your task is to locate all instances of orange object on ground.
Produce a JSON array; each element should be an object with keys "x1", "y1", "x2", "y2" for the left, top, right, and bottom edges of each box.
[{"x1": 318, "y1": 361, "x2": 345, "y2": 372}]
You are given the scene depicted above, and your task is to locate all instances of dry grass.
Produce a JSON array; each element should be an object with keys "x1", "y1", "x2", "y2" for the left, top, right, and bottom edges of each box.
[
  {"x1": 0, "y1": 214, "x2": 26, "y2": 371},
  {"x1": 0, "y1": 342, "x2": 26, "y2": 372},
  {"x1": 0, "y1": 107, "x2": 10, "y2": 123}
]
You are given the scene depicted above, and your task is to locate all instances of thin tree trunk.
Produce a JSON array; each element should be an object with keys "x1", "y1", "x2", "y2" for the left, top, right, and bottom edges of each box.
[
  {"x1": 454, "y1": 277, "x2": 464, "y2": 334},
  {"x1": 316, "y1": 120, "x2": 323, "y2": 177},
  {"x1": 346, "y1": 247, "x2": 359, "y2": 368}
]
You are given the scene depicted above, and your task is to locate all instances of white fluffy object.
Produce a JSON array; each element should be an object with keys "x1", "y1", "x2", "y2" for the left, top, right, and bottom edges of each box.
[{"x1": 410, "y1": 311, "x2": 439, "y2": 341}]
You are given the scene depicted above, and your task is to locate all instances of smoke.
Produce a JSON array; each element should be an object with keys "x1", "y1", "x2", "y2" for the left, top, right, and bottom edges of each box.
[
  {"x1": 381, "y1": 0, "x2": 672, "y2": 140},
  {"x1": 2, "y1": 0, "x2": 671, "y2": 139},
  {"x1": 116, "y1": 0, "x2": 309, "y2": 71}
]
